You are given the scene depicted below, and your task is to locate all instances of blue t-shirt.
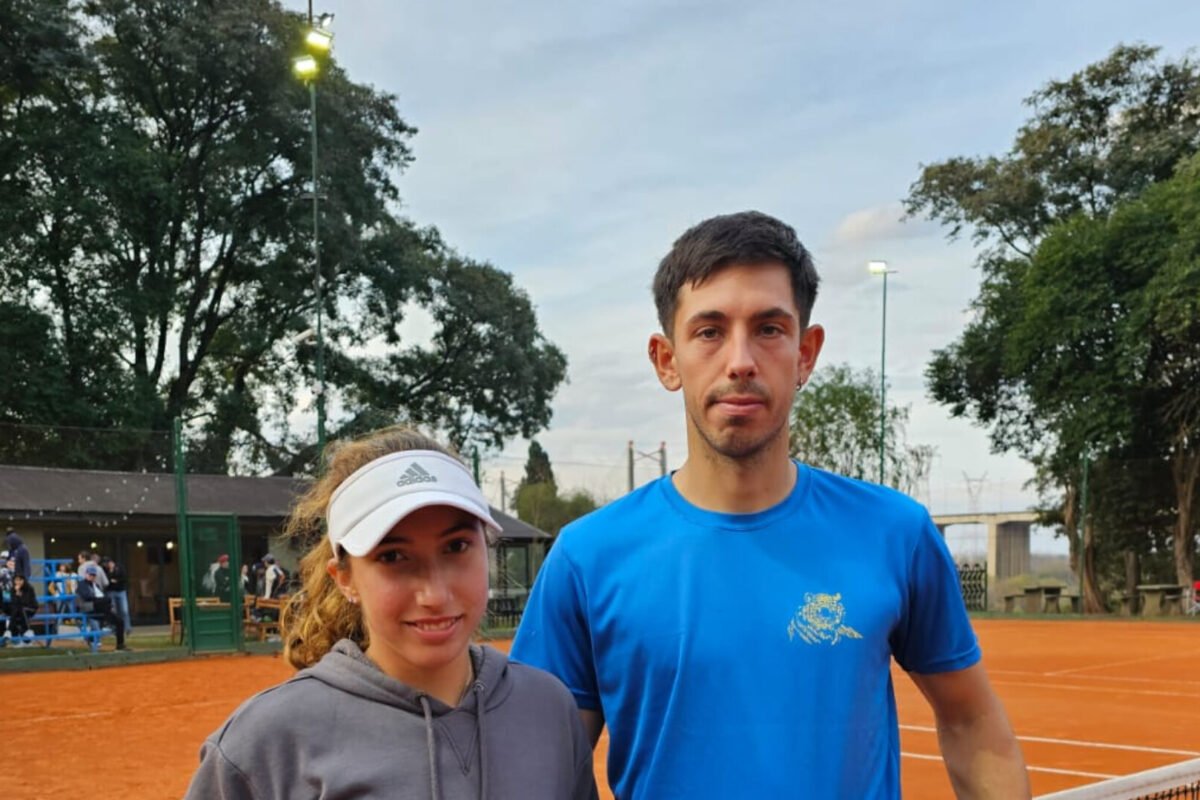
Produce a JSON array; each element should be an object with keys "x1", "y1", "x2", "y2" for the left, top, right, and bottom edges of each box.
[{"x1": 511, "y1": 464, "x2": 980, "y2": 800}]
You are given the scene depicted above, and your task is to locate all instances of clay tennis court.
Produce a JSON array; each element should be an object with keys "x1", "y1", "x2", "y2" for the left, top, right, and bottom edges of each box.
[{"x1": 9, "y1": 618, "x2": 1197, "y2": 798}]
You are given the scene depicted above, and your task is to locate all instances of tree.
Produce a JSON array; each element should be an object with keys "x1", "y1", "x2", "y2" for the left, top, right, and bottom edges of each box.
[
  {"x1": 789, "y1": 364, "x2": 934, "y2": 497},
  {"x1": 909, "y1": 43, "x2": 1200, "y2": 605},
  {"x1": 519, "y1": 441, "x2": 555, "y2": 489},
  {"x1": 512, "y1": 441, "x2": 598, "y2": 535},
  {"x1": 0, "y1": 0, "x2": 567, "y2": 474}
]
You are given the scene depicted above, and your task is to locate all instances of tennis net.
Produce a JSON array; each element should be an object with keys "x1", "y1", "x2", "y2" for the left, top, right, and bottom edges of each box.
[{"x1": 1037, "y1": 759, "x2": 1200, "y2": 800}]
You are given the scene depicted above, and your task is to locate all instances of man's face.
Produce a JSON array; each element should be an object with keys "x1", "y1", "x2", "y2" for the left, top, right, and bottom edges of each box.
[
  {"x1": 85, "y1": 572, "x2": 96, "y2": 582},
  {"x1": 649, "y1": 262, "x2": 823, "y2": 461}
]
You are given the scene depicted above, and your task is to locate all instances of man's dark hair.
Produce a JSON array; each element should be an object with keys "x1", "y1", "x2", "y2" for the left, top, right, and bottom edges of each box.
[{"x1": 652, "y1": 210, "x2": 820, "y2": 335}]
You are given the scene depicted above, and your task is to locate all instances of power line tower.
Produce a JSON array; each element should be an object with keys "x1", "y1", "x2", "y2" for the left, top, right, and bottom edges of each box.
[
  {"x1": 962, "y1": 471, "x2": 988, "y2": 559},
  {"x1": 962, "y1": 471, "x2": 988, "y2": 514},
  {"x1": 628, "y1": 441, "x2": 667, "y2": 492}
]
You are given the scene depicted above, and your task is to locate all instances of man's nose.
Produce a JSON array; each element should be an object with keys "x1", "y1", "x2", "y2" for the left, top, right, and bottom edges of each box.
[{"x1": 726, "y1": 330, "x2": 758, "y2": 380}]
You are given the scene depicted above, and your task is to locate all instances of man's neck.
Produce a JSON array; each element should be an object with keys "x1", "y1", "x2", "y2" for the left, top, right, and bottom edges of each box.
[{"x1": 672, "y1": 434, "x2": 796, "y2": 514}]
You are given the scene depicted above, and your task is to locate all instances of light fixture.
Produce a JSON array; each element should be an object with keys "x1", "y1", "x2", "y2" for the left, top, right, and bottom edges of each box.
[
  {"x1": 293, "y1": 55, "x2": 319, "y2": 79},
  {"x1": 166, "y1": 541, "x2": 175, "y2": 550},
  {"x1": 868, "y1": 260, "x2": 889, "y2": 275},
  {"x1": 305, "y1": 28, "x2": 333, "y2": 52},
  {"x1": 136, "y1": 540, "x2": 144, "y2": 548}
]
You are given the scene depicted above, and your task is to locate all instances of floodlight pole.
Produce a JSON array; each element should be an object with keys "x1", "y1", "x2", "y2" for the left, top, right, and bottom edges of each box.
[
  {"x1": 310, "y1": 78, "x2": 325, "y2": 460},
  {"x1": 868, "y1": 261, "x2": 895, "y2": 485},
  {"x1": 878, "y1": 269, "x2": 887, "y2": 485}
]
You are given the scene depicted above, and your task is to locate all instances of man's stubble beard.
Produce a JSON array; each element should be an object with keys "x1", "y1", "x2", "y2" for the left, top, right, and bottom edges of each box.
[{"x1": 686, "y1": 403, "x2": 789, "y2": 465}]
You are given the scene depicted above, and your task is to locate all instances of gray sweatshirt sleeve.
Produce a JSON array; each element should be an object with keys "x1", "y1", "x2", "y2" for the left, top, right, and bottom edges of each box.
[
  {"x1": 571, "y1": 713, "x2": 600, "y2": 800},
  {"x1": 185, "y1": 738, "x2": 258, "y2": 800}
]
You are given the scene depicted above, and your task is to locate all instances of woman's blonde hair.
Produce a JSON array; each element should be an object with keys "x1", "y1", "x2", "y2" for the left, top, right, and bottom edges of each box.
[{"x1": 280, "y1": 426, "x2": 460, "y2": 669}]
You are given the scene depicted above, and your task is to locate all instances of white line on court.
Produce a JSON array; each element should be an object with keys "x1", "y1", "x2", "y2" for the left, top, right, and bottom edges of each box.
[
  {"x1": 22, "y1": 699, "x2": 231, "y2": 725},
  {"x1": 988, "y1": 668, "x2": 1200, "y2": 687},
  {"x1": 901, "y1": 752, "x2": 1116, "y2": 780},
  {"x1": 901, "y1": 725, "x2": 1200, "y2": 757},
  {"x1": 1043, "y1": 652, "x2": 1200, "y2": 677},
  {"x1": 989, "y1": 679, "x2": 1200, "y2": 700}
]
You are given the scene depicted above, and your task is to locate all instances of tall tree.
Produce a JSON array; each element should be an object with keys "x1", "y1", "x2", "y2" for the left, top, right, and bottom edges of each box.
[
  {"x1": 0, "y1": 0, "x2": 566, "y2": 473},
  {"x1": 790, "y1": 364, "x2": 934, "y2": 497},
  {"x1": 910, "y1": 44, "x2": 1200, "y2": 603},
  {"x1": 511, "y1": 440, "x2": 597, "y2": 535},
  {"x1": 519, "y1": 441, "x2": 556, "y2": 490}
]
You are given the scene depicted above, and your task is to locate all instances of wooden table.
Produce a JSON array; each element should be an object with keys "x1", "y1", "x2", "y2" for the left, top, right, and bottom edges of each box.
[{"x1": 1136, "y1": 584, "x2": 1183, "y2": 616}]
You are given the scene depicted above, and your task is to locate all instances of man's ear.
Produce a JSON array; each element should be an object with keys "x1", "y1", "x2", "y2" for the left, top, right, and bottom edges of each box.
[
  {"x1": 797, "y1": 324, "x2": 825, "y2": 386},
  {"x1": 649, "y1": 333, "x2": 682, "y2": 391}
]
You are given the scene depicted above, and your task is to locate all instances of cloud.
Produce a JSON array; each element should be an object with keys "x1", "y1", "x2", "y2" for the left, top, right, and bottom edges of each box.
[{"x1": 829, "y1": 203, "x2": 935, "y2": 248}]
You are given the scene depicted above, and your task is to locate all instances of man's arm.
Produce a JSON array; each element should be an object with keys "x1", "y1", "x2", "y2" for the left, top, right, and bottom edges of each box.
[
  {"x1": 579, "y1": 709, "x2": 605, "y2": 750},
  {"x1": 909, "y1": 663, "x2": 1030, "y2": 799}
]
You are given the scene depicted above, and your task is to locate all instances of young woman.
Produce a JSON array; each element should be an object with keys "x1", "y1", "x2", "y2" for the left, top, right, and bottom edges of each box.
[
  {"x1": 6, "y1": 573, "x2": 40, "y2": 642},
  {"x1": 186, "y1": 427, "x2": 597, "y2": 800}
]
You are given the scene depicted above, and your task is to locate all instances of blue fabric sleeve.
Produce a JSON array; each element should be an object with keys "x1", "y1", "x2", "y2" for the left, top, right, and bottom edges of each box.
[
  {"x1": 510, "y1": 540, "x2": 601, "y2": 710},
  {"x1": 890, "y1": 514, "x2": 982, "y2": 674}
]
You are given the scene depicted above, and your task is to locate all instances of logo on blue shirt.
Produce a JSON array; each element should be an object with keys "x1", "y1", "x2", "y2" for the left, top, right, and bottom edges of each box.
[{"x1": 787, "y1": 592, "x2": 862, "y2": 645}]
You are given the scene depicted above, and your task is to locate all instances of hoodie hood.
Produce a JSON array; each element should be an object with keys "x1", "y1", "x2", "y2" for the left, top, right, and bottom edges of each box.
[
  {"x1": 5, "y1": 532, "x2": 21, "y2": 549},
  {"x1": 303, "y1": 640, "x2": 512, "y2": 800}
]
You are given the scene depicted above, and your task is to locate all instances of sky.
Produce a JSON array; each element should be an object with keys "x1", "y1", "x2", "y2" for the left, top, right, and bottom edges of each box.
[{"x1": 282, "y1": 0, "x2": 1200, "y2": 557}]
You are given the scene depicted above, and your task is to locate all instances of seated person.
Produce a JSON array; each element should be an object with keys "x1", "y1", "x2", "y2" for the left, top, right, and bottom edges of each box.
[
  {"x1": 6, "y1": 573, "x2": 40, "y2": 644},
  {"x1": 75, "y1": 565, "x2": 127, "y2": 651}
]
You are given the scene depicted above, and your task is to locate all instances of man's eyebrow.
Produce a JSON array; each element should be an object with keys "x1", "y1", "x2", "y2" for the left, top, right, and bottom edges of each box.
[
  {"x1": 684, "y1": 310, "x2": 728, "y2": 327},
  {"x1": 751, "y1": 307, "x2": 797, "y2": 322}
]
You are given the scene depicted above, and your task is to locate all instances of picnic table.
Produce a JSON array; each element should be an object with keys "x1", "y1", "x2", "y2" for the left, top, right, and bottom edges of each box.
[
  {"x1": 1136, "y1": 584, "x2": 1183, "y2": 616},
  {"x1": 1022, "y1": 584, "x2": 1063, "y2": 614}
]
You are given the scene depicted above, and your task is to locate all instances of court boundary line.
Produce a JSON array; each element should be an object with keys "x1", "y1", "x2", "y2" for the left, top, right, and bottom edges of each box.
[
  {"x1": 901, "y1": 752, "x2": 1116, "y2": 780},
  {"x1": 901, "y1": 725, "x2": 1200, "y2": 757},
  {"x1": 989, "y1": 668, "x2": 1200, "y2": 688},
  {"x1": 989, "y1": 678, "x2": 1200, "y2": 700}
]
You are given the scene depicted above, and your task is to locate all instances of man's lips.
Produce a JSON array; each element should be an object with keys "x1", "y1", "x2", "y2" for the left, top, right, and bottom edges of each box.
[{"x1": 710, "y1": 394, "x2": 766, "y2": 415}]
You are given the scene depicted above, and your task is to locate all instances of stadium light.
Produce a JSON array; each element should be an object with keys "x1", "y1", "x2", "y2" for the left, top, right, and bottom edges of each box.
[
  {"x1": 868, "y1": 260, "x2": 897, "y2": 485},
  {"x1": 293, "y1": 55, "x2": 318, "y2": 79},
  {"x1": 296, "y1": 7, "x2": 334, "y2": 462},
  {"x1": 305, "y1": 28, "x2": 333, "y2": 52}
]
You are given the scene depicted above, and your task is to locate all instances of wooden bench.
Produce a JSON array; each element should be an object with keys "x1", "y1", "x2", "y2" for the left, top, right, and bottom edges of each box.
[
  {"x1": 1003, "y1": 593, "x2": 1024, "y2": 613},
  {"x1": 168, "y1": 596, "x2": 222, "y2": 644},
  {"x1": 244, "y1": 596, "x2": 285, "y2": 641}
]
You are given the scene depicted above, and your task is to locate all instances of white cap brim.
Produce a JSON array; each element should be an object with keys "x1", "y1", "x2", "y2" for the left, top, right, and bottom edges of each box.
[{"x1": 327, "y1": 450, "x2": 502, "y2": 557}]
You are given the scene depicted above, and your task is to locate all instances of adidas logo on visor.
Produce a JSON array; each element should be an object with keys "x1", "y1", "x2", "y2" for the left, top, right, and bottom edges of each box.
[{"x1": 397, "y1": 462, "x2": 437, "y2": 487}]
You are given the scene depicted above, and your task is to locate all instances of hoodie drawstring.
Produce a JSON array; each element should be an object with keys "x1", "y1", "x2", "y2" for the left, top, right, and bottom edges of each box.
[
  {"x1": 420, "y1": 695, "x2": 439, "y2": 800},
  {"x1": 474, "y1": 681, "x2": 488, "y2": 800}
]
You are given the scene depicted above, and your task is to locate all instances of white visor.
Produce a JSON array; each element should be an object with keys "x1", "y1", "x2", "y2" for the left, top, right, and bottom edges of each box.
[{"x1": 326, "y1": 450, "x2": 502, "y2": 557}]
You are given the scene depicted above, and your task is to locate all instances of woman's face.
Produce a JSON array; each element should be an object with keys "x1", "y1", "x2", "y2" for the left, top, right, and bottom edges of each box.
[{"x1": 333, "y1": 504, "x2": 489, "y2": 688}]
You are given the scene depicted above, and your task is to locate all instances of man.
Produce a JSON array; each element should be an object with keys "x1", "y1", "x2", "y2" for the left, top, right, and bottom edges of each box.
[
  {"x1": 77, "y1": 550, "x2": 109, "y2": 590},
  {"x1": 103, "y1": 556, "x2": 132, "y2": 634},
  {"x1": 261, "y1": 554, "x2": 287, "y2": 599},
  {"x1": 213, "y1": 554, "x2": 232, "y2": 602},
  {"x1": 76, "y1": 564, "x2": 128, "y2": 651},
  {"x1": 4, "y1": 528, "x2": 30, "y2": 578},
  {"x1": 512, "y1": 212, "x2": 1029, "y2": 798}
]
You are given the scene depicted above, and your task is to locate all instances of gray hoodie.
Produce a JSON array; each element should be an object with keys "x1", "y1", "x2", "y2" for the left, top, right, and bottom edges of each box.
[{"x1": 186, "y1": 641, "x2": 598, "y2": 800}]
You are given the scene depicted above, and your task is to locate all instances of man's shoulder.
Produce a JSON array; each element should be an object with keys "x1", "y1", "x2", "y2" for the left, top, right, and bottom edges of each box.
[{"x1": 804, "y1": 465, "x2": 930, "y2": 521}]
